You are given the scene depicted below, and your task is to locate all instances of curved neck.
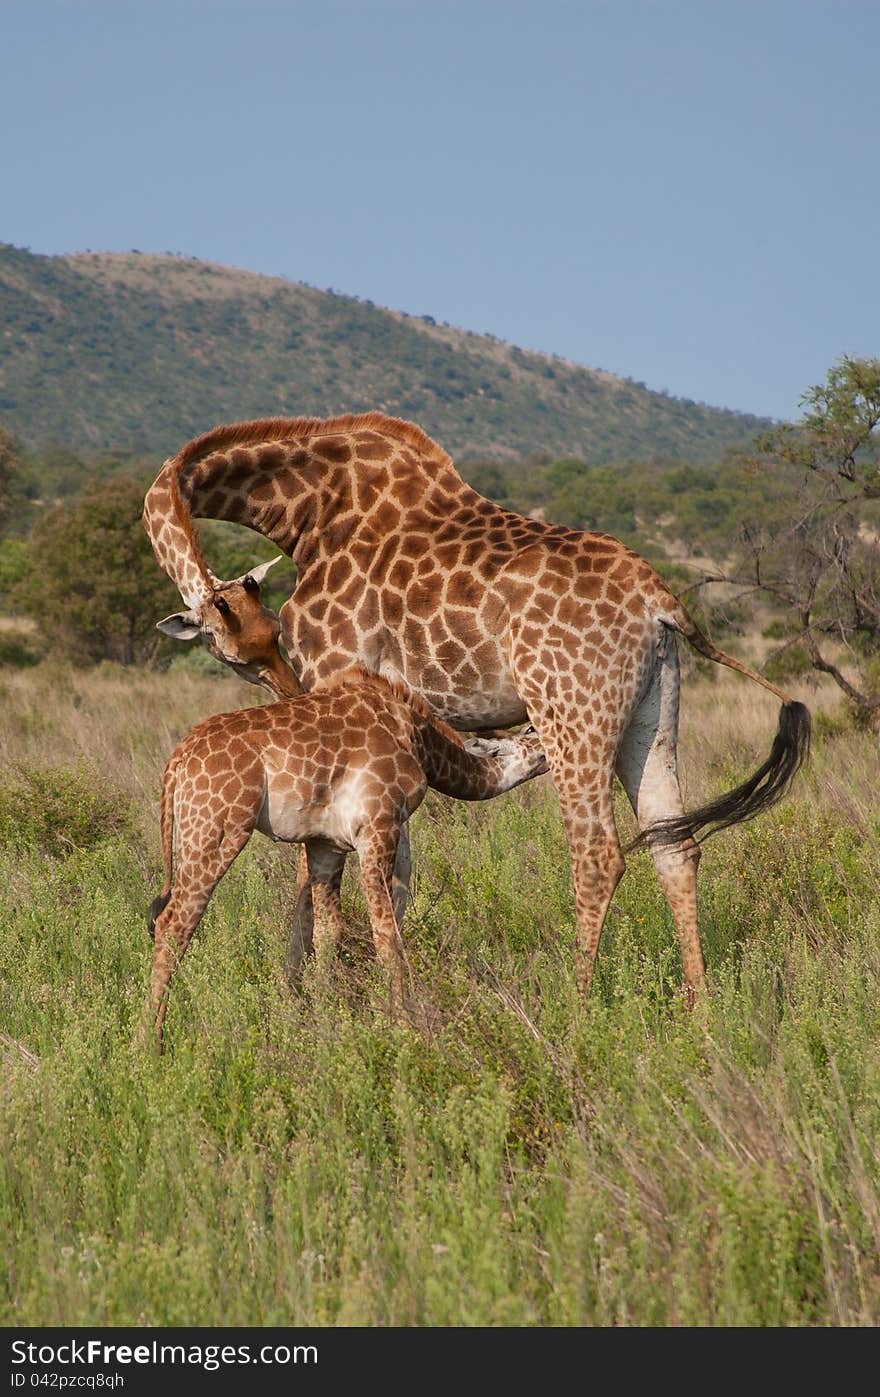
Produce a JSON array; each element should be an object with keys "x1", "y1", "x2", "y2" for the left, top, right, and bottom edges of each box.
[
  {"x1": 416, "y1": 720, "x2": 525, "y2": 800},
  {"x1": 144, "y1": 428, "x2": 480, "y2": 595}
]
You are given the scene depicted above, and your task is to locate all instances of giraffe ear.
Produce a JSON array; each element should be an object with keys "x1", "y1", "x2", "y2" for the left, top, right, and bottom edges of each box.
[{"x1": 157, "y1": 610, "x2": 201, "y2": 641}]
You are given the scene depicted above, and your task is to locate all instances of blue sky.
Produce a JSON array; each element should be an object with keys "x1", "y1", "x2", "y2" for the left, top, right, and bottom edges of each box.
[{"x1": 3, "y1": 0, "x2": 877, "y2": 420}]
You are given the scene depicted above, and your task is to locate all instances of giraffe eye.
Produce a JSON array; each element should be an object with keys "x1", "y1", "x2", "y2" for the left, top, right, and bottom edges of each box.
[{"x1": 213, "y1": 594, "x2": 230, "y2": 616}]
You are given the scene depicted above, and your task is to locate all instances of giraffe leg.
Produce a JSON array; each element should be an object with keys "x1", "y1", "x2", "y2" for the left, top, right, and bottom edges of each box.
[
  {"x1": 305, "y1": 840, "x2": 346, "y2": 977},
  {"x1": 391, "y1": 822, "x2": 412, "y2": 929},
  {"x1": 289, "y1": 827, "x2": 410, "y2": 986},
  {"x1": 616, "y1": 637, "x2": 706, "y2": 1004},
  {"x1": 517, "y1": 695, "x2": 626, "y2": 996},
  {"x1": 562, "y1": 793, "x2": 626, "y2": 995},
  {"x1": 142, "y1": 824, "x2": 252, "y2": 1052},
  {"x1": 357, "y1": 829, "x2": 408, "y2": 1018},
  {"x1": 285, "y1": 845, "x2": 316, "y2": 989}
]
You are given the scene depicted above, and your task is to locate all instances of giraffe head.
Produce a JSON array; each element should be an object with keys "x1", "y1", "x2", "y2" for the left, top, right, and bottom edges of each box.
[
  {"x1": 462, "y1": 724, "x2": 549, "y2": 791},
  {"x1": 157, "y1": 557, "x2": 301, "y2": 698}
]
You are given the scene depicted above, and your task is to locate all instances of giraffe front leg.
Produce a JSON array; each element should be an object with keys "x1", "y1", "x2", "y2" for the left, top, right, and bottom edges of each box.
[
  {"x1": 285, "y1": 845, "x2": 316, "y2": 989},
  {"x1": 305, "y1": 840, "x2": 347, "y2": 980}
]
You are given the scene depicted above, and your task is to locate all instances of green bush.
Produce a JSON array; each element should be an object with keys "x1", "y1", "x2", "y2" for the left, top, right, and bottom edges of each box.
[
  {"x1": 0, "y1": 629, "x2": 38, "y2": 666},
  {"x1": 0, "y1": 762, "x2": 132, "y2": 856},
  {"x1": 764, "y1": 642, "x2": 813, "y2": 683}
]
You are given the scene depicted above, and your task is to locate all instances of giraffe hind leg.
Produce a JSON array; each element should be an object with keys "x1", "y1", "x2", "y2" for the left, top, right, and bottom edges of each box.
[
  {"x1": 506, "y1": 692, "x2": 626, "y2": 995},
  {"x1": 564, "y1": 796, "x2": 626, "y2": 995},
  {"x1": 142, "y1": 822, "x2": 253, "y2": 1052},
  {"x1": 615, "y1": 637, "x2": 706, "y2": 1002}
]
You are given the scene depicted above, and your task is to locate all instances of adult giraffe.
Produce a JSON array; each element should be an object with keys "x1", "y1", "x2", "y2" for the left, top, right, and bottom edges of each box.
[{"x1": 144, "y1": 412, "x2": 810, "y2": 1001}]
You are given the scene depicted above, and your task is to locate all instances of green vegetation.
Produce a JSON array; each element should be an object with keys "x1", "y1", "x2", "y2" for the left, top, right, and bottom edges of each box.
[
  {"x1": 463, "y1": 451, "x2": 800, "y2": 559},
  {"x1": 28, "y1": 478, "x2": 181, "y2": 666},
  {"x1": 0, "y1": 423, "x2": 19, "y2": 531},
  {"x1": 1, "y1": 663, "x2": 879, "y2": 1325},
  {"x1": 733, "y1": 356, "x2": 880, "y2": 721},
  {"x1": 0, "y1": 759, "x2": 132, "y2": 855},
  {"x1": 0, "y1": 243, "x2": 769, "y2": 462}
]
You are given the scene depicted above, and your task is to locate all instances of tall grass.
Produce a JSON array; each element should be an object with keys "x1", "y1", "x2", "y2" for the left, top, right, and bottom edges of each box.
[{"x1": 1, "y1": 661, "x2": 879, "y2": 1325}]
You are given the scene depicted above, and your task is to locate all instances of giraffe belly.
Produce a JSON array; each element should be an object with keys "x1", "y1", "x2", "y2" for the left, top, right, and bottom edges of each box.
[
  {"x1": 376, "y1": 660, "x2": 526, "y2": 730},
  {"x1": 438, "y1": 680, "x2": 528, "y2": 731},
  {"x1": 256, "y1": 787, "x2": 355, "y2": 851},
  {"x1": 286, "y1": 593, "x2": 527, "y2": 730}
]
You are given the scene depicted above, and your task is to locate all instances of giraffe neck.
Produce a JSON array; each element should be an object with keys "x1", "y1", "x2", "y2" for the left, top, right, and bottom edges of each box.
[
  {"x1": 143, "y1": 414, "x2": 477, "y2": 586},
  {"x1": 416, "y1": 718, "x2": 532, "y2": 800},
  {"x1": 142, "y1": 463, "x2": 218, "y2": 609}
]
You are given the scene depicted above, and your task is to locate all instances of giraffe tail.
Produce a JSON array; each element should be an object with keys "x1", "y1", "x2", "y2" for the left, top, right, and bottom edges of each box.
[
  {"x1": 630, "y1": 604, "x2": 811, "y2": 851},
  {"x1": 147, "y1": 757, "x2": 177, "y2": 938}
]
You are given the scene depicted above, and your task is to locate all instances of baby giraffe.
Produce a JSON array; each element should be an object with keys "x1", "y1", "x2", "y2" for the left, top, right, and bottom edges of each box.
[{"x1": 145, "y1": 667, "x2": 547, "y2": 1049}]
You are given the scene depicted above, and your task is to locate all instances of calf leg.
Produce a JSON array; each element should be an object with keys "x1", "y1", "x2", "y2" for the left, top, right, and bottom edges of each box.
[
  {"x1": 391, "y1": 822, "x2": 412, "y2": 929},
  {"x1": 305, "y1": 840, "x2": 346, "y2": 975},
  {"x1": 357, "y1": 828, "x2": 407, "y2": 1017},
  {"x1": 286, "y1": 846, "x2": 316, "y2": 988},
  {"x1": 286, "y1": 827, "x2": 411, "y2": 987},
  {"x1": 143, "y1": 824, "x2": 251, "y2": 1052}
]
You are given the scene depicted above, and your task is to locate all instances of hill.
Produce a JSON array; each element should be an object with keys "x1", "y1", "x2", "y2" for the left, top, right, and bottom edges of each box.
[{"x1": 0, "y1": 243, "x2": 770, "y2": 462}]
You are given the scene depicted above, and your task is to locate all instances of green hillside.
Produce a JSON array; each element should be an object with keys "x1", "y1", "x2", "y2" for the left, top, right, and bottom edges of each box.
[{"x1": 0, "y1": 243, "x2": 770, "y2": 461}]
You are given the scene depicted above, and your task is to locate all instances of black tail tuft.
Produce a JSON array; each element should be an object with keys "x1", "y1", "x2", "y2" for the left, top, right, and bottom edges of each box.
[
  {"x1": 629, "y1": 700, "x2": 811, "y2": 852},
  {"x1": 147, "y1": 891, "x2": 171, "y2": 940}
]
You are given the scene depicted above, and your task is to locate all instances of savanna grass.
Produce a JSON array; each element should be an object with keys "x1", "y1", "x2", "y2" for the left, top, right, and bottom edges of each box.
[{"x1": 1, "y1": 662, "x2": 879, "y2": 1325}]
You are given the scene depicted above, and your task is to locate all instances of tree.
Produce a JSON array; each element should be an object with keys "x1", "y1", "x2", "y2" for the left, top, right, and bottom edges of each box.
[
  {"x1": 29, "y1": 478, "x2": 181, "y2": 665},
  {"x1": 700, "y1": 357, "x2": 880, "y2": 723}
]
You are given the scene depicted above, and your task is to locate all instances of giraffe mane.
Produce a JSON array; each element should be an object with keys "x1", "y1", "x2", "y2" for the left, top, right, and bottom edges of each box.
[
  {"x1": 310, "y1": 665, "x2": 465, "y2": 747},
  {"x1": 169, "y1": 412, "x2": 455, "y2": 474}
]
